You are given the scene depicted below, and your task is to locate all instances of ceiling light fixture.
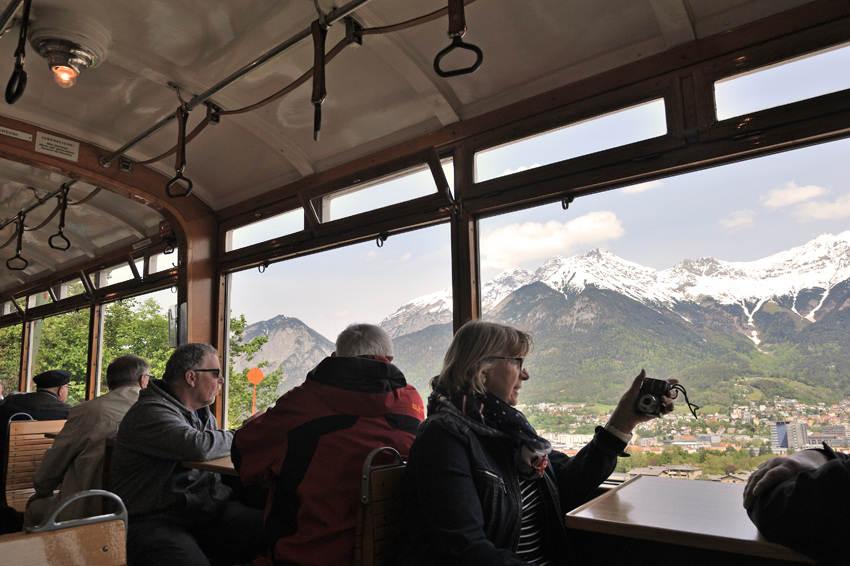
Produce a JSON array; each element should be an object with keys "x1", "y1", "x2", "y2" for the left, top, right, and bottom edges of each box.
[{"x1": 28, "y1": 10, "x2": 110, "y2": 89}]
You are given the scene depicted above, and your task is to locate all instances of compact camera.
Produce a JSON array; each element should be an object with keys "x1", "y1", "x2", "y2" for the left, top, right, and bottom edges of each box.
[{"x1": 635, "y1": 377, "x2": 675, "y2": 416}]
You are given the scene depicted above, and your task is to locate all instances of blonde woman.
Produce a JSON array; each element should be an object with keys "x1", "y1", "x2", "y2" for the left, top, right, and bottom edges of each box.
[{"x1": 401, "y1": 320, "x2": 675, "y2": 566}]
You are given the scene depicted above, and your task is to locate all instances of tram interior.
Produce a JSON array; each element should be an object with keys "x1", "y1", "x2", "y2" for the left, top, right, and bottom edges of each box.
[{"x1": 0, "y1": 0, "x2": 847, "y2": 563}]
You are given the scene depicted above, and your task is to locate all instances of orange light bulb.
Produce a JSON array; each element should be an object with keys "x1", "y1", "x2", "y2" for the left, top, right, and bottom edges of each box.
[{"x1": 52, "y1": 65, "x2": 77, "y2": 88}]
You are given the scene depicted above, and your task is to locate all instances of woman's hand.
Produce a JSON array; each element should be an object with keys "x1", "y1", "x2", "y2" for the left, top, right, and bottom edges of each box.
[{"x1": 607, "y1": 369, "x2": 677, "y2": 434}]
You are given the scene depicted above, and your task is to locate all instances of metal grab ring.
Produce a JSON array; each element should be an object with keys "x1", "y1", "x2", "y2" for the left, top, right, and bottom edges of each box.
[
  {"x1": 48, "y1": 232, "x2": 71, "y2": 250},
  {"x1": 561, "y1": 196, "x2": 574, "y2": 210},
  {"x1": 166, "y1": 170, "x2": 193, "y2": 198},
  {"x1": 5, "y1": 64, "x2": 26, "y2": 104},
  {"x1": 433, "y1": 35, "x2": 483, "y2": 78},
  {"x1": 6, "y1": 254, "x2": 27, "y2": 270}
]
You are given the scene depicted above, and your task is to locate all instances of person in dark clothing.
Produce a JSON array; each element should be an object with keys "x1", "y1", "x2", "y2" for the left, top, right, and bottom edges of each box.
[
  {"x1": 112, "y1": 343, "x2": 263, "y2": 566},
  {"x1": 400, "y1": 320, "x2": 677, "y2": 566},
  {"x1": 233, "y1": 323, "x2": 424, "y2": 566},
  {"x1": 2, "y1": 370, "x2": 72, "y2": 418},
  {"x1": 744, "y1": 444, "x2": 849, "y2": 564}
]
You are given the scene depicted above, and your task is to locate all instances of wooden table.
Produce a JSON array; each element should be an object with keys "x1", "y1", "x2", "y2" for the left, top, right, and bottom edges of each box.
[
  {"x1": 182, "y1": 455, "x2": 238, "y2": 476},
  {"x1": 564, "y1": 475, "x2": 815, "y2": 563}
]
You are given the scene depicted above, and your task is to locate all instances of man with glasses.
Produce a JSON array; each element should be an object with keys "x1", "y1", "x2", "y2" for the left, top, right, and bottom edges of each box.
[
  {"x1": 24, "y1": 354, "x2": 151, "y2": 528},
  {"x1": 113, "y1": 343, "x2": 263, "y2": 566}
]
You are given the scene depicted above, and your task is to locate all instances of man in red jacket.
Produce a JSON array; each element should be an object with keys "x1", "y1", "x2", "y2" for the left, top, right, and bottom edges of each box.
[{"x1": 233, "y1": 323, "x2": 424, "y2": 566}]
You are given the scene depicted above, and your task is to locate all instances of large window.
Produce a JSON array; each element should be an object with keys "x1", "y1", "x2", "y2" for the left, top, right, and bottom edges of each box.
[
  {"x1": 476, "y1": 135, "x2": 850, "y2": 456},
  {"x1": 0, "y1": 324, "x2": 21, "y2": 396},
  {"x1": 99, "y1": 288, "x2": 173, "y2": 393},
  {"x1": 226, "y1": 223, "x2": 451, "y2": 427},
  {"x1": 31, "y1": 309, "x2": 91, "y2": 405}
]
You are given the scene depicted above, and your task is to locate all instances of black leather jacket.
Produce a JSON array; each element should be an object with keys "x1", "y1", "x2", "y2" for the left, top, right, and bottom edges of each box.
[{"x1": 399, "y1": 409, "x2": 626, "y2": 566}]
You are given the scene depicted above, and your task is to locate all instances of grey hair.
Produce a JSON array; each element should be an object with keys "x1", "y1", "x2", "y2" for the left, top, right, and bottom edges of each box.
[
  {"x1": 163, "y1": 343, "x2": 218, "y2": 385},
  {"x1": 431, "y1": 320, "x2": 532, "y2": 396},
  {"x1": 335, "y1": 323, "x2": 393, "y2": 358},
  {"x1": 106, "y1": 354, "x2": 150, "y2": 390}
]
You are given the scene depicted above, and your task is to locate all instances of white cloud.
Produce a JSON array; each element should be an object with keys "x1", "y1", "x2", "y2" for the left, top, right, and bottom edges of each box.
[
  {"x1": 719, "y1": 209, "x2": 756, "y2": 231},
  {"x1": 791, "y1": 193, "x2": 850, "y2": 220},
  {"x1": 500, "y1": 163, "x2": 541, "y2": 176},
  {"x1": 332, "y1": 311, "x2": 351, "y2": 318},
  {"x1": 621, "y1": 180, "x2": 662, "y2": 194},
  {"x1": 480, "y1": 211, "x2": 625, "y2": 269},
  {"x1": 360, "y1": 250, "x2": 379, "y2": 260},
  {"x1": 762, "y1": 181, "x2": 827, "y2": 209},
  {"x1": 400, "y1": 252, "x2": 412, "y2": 261}
]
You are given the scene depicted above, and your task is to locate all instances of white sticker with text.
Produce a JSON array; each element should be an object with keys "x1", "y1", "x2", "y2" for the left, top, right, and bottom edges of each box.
[
  {"x1": 0, "y1": 126, "x2": 33, "y2": 142},
  {"x1": 35, "y1": 132, "x2": 79, "y2": 162}
]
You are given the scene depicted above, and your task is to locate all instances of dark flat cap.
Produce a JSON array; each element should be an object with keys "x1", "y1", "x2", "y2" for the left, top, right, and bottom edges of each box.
[{"x1": 33, "y1": 370, "x2": 72, "y2": 388}]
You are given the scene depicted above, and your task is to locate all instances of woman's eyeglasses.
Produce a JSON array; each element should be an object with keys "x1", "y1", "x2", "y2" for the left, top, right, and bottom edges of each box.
[{"x1": 488, "y1": 357, "x2": 524, "y2": 370}]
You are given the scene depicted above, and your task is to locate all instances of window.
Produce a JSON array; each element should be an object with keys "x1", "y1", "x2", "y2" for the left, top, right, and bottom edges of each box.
[
  {"x1": 475, "y1": 135, "x2": 850, "y2": 462},
  {"x1": 325, "y1": 161, "x2": 454, "y2": 222},
  {"x1": 97, "y1": 259, "x2": 144, "y2": 287},
  {"x1": 225, "y1": 224, "x2": 451, "y2": 427},
  {"x1": 31, "y1": 310, "x2": 90, "y2": 405},
  {"x1": 715, "y1": 43, "x2": 850, "y2": 120},
  {"x1": 227, "y1": 209, "x2": 303, "y2": 252},
  {"x1": 475, "y1": 99, "x2": 667, "y2": 183},
  {"x1": 0, "y1": 324, "x2": 21, "y2": 396},
  {"x1": 148, "y1": 251, "x2": 177, "y2": 274},
  {"x1": 100, "y1": 289, "x2": 172, "y2": 393}
]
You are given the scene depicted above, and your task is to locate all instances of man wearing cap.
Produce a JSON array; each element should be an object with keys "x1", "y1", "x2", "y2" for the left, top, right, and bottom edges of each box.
[
  {"x1": 23, "y1": 354, "x2": 151, "y2": 528},
  {"x1": 0, "y1": 369, "x2": 73, "y2": 419}
]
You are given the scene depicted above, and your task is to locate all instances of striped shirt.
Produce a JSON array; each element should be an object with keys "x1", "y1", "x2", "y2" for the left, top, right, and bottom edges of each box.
[{"x1": 515, "y1": 478, "x2": 553, "y2": 565}]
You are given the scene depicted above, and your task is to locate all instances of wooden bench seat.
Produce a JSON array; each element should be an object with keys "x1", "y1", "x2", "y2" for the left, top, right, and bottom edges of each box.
[
  {"x1": 0, "y1": 490, "x2": 127, "y2": 566},
  {"x1": 354, "y1": 447, "x2": 406, "y2": 566},
  {"x1": 3, "y1": 418, "x2": 65, "y2": 512}
]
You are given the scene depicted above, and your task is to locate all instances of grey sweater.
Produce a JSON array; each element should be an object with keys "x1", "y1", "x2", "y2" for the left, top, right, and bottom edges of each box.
[{"x1": 112, "y1": 379, "x2": 234, "y2": 525}]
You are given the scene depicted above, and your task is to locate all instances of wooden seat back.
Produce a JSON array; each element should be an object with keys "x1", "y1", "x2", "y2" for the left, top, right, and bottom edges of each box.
[
  {"x1": 3, "y1": 418, "x2": 65, "y2": 511},
  {"x1": 0, "y1": 489, "x2": 127, "y2": 566},
  {"x1": 354, "y1": 447, "x2": 406, "y2": 566}
]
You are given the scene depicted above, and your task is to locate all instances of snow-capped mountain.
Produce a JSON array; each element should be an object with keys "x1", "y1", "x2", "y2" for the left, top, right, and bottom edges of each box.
[{"x1": 380, "y1": 232, "x2": 850, "y2": 341}]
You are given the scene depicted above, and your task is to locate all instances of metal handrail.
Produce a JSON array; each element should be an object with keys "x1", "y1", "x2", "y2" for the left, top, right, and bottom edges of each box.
[{"x1": 99, "y1": 0, "x2": 376, "y2": 167}]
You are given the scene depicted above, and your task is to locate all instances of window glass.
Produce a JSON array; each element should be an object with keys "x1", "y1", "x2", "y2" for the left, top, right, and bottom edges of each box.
[
  {"x1": 149, "y1": 251, "x2": 177, "y2": 274},
  {"x1": 475, "y1": 99, "x2": 666, "y2": 183},
  {"x1": 715, "y1": 43, "x2": 850, "y2": 120},
  {"x1": 99, "y1": 259, "x2": 143, "y2": 287},
  {"x1": 478, "y1": 136, "x2": 850, "y2": 471},
  {"x1": 226, "y1": 224, "x2": 451, "y2": 427},
  {"x1": 53, "y1": 278, "x2": 87, "y2": 300},
  {"x1": 100, "y1": 288, "x2": 173, "y2": 394},
  {"x1": 31, "y1": 309, "x2": 90, "y2": 405},
  {"x1": 327, "y1": 161, "x2": 454, "y2": 222},
  {"x1": 0, "y1": 324, "x2": 21, "y2": 396},
  {"x1": 227, "y1": 209, "x2": 303, "y2": 252}
]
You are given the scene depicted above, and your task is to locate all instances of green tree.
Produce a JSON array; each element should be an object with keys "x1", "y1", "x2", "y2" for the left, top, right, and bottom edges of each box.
[
  {"x1": 0, "y1": 324, "x2": 21, "y2": 397},
  {"x1": 226, "y1": 314, "x2": 281, "y2": 427},
  {"x1": 101, "y1": 298, "x2": 171, "y2": 390},
  {"x1": 32, "y1": 310, "x2": 91, "y2": 404}
]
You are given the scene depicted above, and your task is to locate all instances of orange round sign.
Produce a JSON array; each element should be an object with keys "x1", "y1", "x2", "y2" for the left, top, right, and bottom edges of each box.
[{"x1": 247, "y1": 367, "x2": 264, "y2": 385}]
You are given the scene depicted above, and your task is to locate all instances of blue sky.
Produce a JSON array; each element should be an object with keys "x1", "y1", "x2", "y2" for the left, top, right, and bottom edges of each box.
[{"x1": 227, "y1": 44, "x2": 850, "y2": 342}]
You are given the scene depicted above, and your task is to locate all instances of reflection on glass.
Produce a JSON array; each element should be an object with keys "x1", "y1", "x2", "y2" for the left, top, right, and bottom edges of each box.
[
  {"x1": 225, "y1": 224, "x2": 451, "y2": 427},
  {"x1": 715, "y1": 43, "x2": 850, "y2": 120},
  {"x1": 475, "y1": 99, "x2": 666, "y2": 183},
  {"x1": 149, "y1": 251, "x2": 178, "y2": 274}
]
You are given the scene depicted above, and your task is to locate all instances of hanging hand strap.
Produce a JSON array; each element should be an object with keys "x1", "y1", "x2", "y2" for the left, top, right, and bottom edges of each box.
[
  {"x1": 5, "y1": 0, "x2": 32, "y2": 104},
  {"x1": 433, "y1": 0, "x2": 483, "y2": 78},
  {"x1": 48, "y1": 184, "x2": 71, "y2": 250},
  {"x1": 166, "y1": 108, "x2": 193, "y2": 198},
  {"x1": 311, "y1": 20, "x2": 328, "y2": 142},
  {"x1": 6, "y1": 214, "x2": 27, "y2": 270}
]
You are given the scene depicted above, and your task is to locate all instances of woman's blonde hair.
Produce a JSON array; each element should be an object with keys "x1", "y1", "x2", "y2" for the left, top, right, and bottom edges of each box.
[{"x1": 431, "y1": 320, "x2": 532, "y2": 396}]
